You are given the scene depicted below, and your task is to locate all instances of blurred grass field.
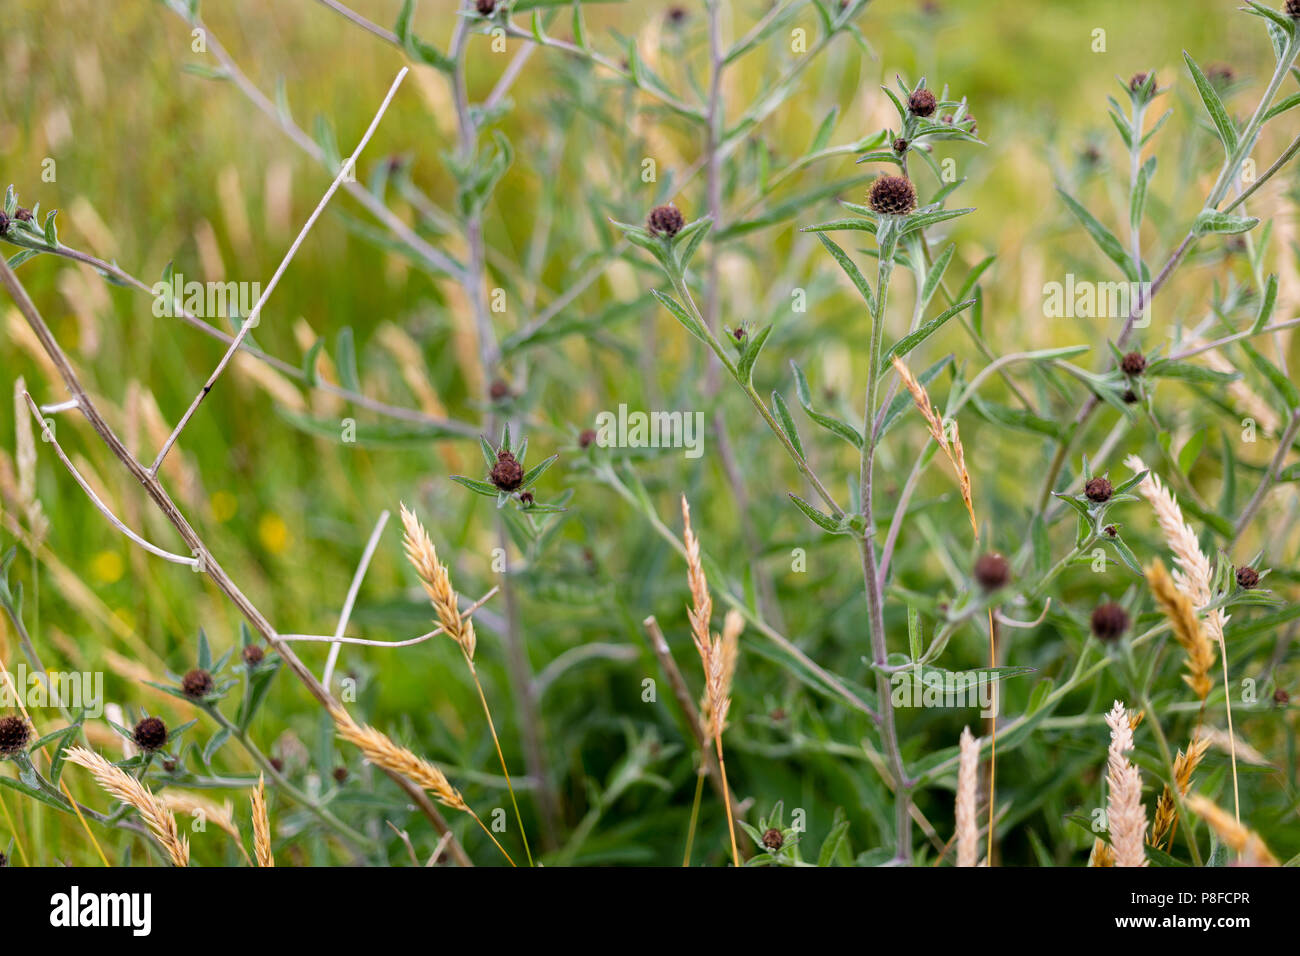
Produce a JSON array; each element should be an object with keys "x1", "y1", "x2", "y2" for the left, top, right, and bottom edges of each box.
[{"x1": 1, "y1": 0, "x2": 1297, "y2": 866}]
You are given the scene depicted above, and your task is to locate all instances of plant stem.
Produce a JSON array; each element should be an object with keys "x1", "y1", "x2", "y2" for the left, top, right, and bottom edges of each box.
[{"x1": 465, "y1": 655, "x2": 534, "y2": 866}]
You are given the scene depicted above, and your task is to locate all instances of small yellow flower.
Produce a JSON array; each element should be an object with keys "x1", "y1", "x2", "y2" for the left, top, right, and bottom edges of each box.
[
  {"x1": 89, "y1": 550, "x2": 124, "y2": 584},
  {"x1": 258, "y1": 514, "x2": 290, "y2": 555},
  {"x1": 210, "y1": 491, "x2": 238, "y2": 523}
]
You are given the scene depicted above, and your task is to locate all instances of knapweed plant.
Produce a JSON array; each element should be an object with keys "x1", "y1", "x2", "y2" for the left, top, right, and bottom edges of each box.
[{"x1": 0, "y1": 0, "x2": 1297, "y2": 868}]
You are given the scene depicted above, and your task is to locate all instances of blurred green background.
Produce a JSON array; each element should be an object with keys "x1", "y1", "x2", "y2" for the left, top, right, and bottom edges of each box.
[{"x1": 1, "y1": 0, "x2": 1296, "y2": 866}]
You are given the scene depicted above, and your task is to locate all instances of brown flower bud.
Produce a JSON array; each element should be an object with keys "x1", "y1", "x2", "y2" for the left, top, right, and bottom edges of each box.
[
  {"x1": 1091, "y1": 603, "x2": 1130, "y2": 642},
  {"x1": 490, "y1": 450, "x2": 525, "y2": 491},
  {"x1": 488, "y1": 379, "x2": 511, "y2": 401},
  {"x1": 762, "y1": 828, "x2": 784, "y2": 850},
  {"x1": 908, "y1": 88, "x2": 937, "y2": 117},
  {"x1": 1235, "y1": 566, "x2": 1259, "y2": 589},
  {"x1": 475, "y1": 0, "x2": 496, "y2": 15},
  {"x1": 1120, "y1": 351, "x2": 1146, "y2": 376},
  {"x1": 893, "y1": 137, "x2": 909, "y2": 154},
  {"x1": 1129, "y1": 71, "x2": 1156, "y2": 92},
  {"x1": 973, "y1": 553, "x2": 1010, "y2": 591},
  {"x1": 867, "y1": 175, "x2": 917, "y2": 216},
  {"x1": 132, "y1": 716, "x2": 168, "y2": 752},
  {"x1": 333, "y1": 766, "x2": 349, "y2": 783},
  {"x1": 181, "y1": 668, "x2": 214, "y2": 699},
  {"x1": 647, "y1": 204, "x2": 685, "y2": 237},
  {"x1": 1288, "y1": 0, "x2": 1300, "y2": 18},
  {"x1": 1273, "y1": 688, "x2": 1290, "y2": 706},
  {"x1": 1084, "y1": 477, "x2": 1113, "y2": 503},
  {"x1": 14, "y1": 207, "x2": 33, "y2": 222},
  {"x1": 578, "y1": 428, "x2": 597, "y2": 449},
  {"x1": 243, "y1": 644, "x2": 265, "y2": 666},
  {"x1": 0, "y1": 715, "x2": 32, "y2": 757}
]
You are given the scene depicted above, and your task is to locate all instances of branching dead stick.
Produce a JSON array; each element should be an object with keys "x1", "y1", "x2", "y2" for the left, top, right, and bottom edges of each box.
[
  {"x1": 0, "y1": 220, "x2": 474, "y2": 872},
  {"x1": 150, "y1": 68, "x2": 409, "y2": 475}
]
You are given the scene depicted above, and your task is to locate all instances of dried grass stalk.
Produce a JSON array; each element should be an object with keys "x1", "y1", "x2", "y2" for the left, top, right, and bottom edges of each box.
[
  {"x1": 956, "y1": 726, "x2": 981, "y2": 868},
  {"x1": 892, "y1": 356, "x2": 976, "y2": 536},
  {"x1": 1125, "y1": 456, "x2": 1226, "y2": 645},
  {"x1": 1185, "y1": 795, "x2": 1278, "y2": 866},
  {"x1": 251, "y1": 773, "x2": 274, "y2": 867},
  {"x1": 1149, "y1": 734, "x2": 1210, "y2": 849},
  {"x1": 1145, "y1": 560, "x2": 1216, "y2": 701},
  {"x1": 1103, "y1": 701, "x2": 1148, "y2": 868},
  {"x1": 681, "y1": 495, "x2": 740, "y2": 867},
  {"x1": 160, "y1": 790, "x2": 251, "y2": 865},
  {"x1": 65, "y1": 746, "x2": 189, "y2": 867},
  {"x1": 400, "y1": 503, "x2": 476, "y2": 660},
  {"x1": 1088, "y1": 838, "x2": 1115, "y2": 867},
  {"x1": 327, "y1": 703, "x2": 467, "y2": 811}
]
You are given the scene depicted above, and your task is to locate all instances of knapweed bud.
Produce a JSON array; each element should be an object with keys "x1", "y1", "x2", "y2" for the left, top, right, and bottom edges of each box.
[
  {"x1": 475, "y1": 0, "x2": 496, "y2": 16},
  {"x1": 181, "y1": 668, "x2": 214, "y2": 699},
  {"x1": 908, "y1": 88, "x2": 937, "y2": 117},
  {"x1": 0, "y1": 212, "x2": 10, "y2": 235},
  {"x1": 1122, "y1": 389, "x2": 1139, "y2": 404},
  {"x1": 1090, "y1": 603, "x2": 1130, "y2": 642},
  {"x1": 1129, "y1": 72, "x2": 1154, "y2": 92},
  {"x1": 243, "y1": 644, "x2": 265, "y2": 666},
  {"x1": 270, "y1": 757, "x2": 285, "y2": 773},
  {"x1": 1235, "y1": 566, "x2": 1260, "y2": 589},
  {"x1": 1288, "y1": 0, "x2": 1300, "y2": 18},
  {"x1": 578, "y1": 428, "x2": 597, "y2": 449},
  {"x1": 0, "y1": 716, "x2": 32, "y2": 758},
  {"x1": 1206, "y1": 63, "x2": 1235, "y2": 90},
  {"x1": 488, "y1": 379, "x2": 511, "y2": 401},
  {"x1": 973, "y1": 553, "x2": 1010, "y2": 591},
  {"x1": 762, "y1": 828, "x2": 784, "y2": 850},
  {"x1": 867, "y1": 175, "x2": 917, "y2": 216},
  {"x1": 490, "y1": 450, "x2": 525, "y2": 492},
  {"x1": 333, "y1": 766, "x2": 349, "y2": 783},
  {"x1": 133, "y1": 716, "x2": 168, "y2": 752},
  {"x1": 1084, "y1": 477, "x2": 1113, "y2": 503},
  {"x1": 893, "y1": 137, "x2": 909, "y2": 154},
  {"x1": 14, "y1": 207, "x2": 33, "y2": 222},
  {"x1": 666, "y1": 5, "x2": 688, "y2": 24},
  {"x1": 1273, "y1": 688, "x2": 1289, "y2": 706},
  {"x1": 1120, "y1": 351, "x2": 1146, "y2": 376},
  {"x1": 647, "y1": 204, "x2": 685, "y2": 237},
  {"x1": 519, "y1": 491, "x2": 535, "y2": 506}
]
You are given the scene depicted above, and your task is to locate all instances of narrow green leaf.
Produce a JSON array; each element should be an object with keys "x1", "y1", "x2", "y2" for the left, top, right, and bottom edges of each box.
[{"x1": 1184, "y1": 52, "x2": 1238, "y2": 154}]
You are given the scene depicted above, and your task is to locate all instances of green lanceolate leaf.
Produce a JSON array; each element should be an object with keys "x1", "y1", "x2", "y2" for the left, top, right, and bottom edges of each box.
[
  {"x1": 791, "y1": 361, "x2": 864, "y2": 449},
  {"x1": 1185, "y1": 52, "x2": 1239, "y2": 153},
  {"x1": 1192, "y1": 209, "x2": 1260, "y2": 236}
]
